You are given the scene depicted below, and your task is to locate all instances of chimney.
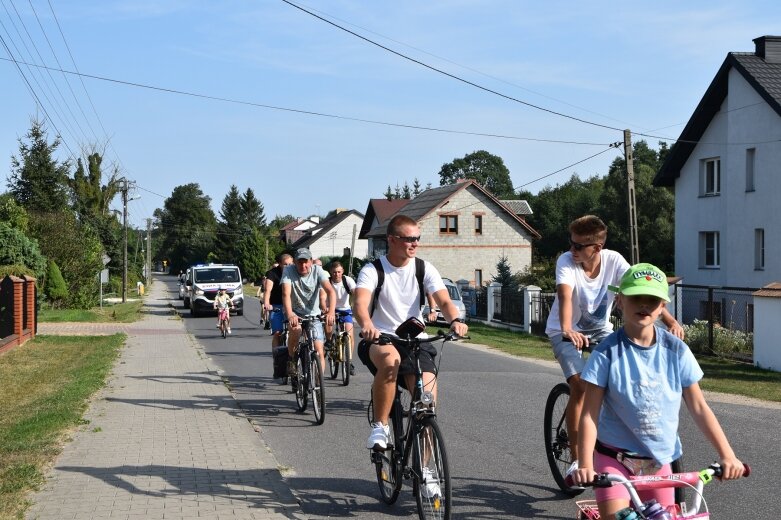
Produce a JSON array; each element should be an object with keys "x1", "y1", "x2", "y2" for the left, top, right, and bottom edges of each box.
[{"x1": 753, "y1": 36, "x2": 781, "y2": 63}]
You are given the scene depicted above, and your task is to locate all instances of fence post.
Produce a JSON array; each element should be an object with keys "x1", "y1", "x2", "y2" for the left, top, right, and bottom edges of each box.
[
  {"x1": 523, "y1": 285, "x2": 541, "y2": 332},
  {"x1": 487, "y1": 282, "x2": 501, "y2": 321}
]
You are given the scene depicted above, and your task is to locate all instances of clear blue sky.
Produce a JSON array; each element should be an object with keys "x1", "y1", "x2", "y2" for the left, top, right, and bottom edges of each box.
[{"x1": 2, "y1": 1, "x2": 779, "y2": 228}]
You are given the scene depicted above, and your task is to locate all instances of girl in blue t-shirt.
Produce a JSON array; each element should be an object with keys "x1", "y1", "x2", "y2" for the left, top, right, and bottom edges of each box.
[{"x1": 571, "y1": 263, "x2": 745, "y2": 519}]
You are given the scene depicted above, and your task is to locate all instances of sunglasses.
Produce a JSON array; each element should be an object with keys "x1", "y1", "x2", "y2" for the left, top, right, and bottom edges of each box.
[
  {"x1": 569, "y1": 238, "x2": 600, "y2": 251},
  {"x1": 392, "y1": 235, "x2": 421, "y2": 243}
]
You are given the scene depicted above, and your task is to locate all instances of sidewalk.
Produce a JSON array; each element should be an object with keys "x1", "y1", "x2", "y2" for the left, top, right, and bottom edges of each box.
[{"x1": 27, "y1": 280, "x2": 301, "y2": 520}]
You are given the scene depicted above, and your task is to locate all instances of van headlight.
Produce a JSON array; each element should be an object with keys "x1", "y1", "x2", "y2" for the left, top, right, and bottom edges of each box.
[
  {"x1": 234, "y1": 286, "x2": 242, "y2": 295},
  {"x1": 194, "y1": 289, "x2": 204, "y2": 295}
]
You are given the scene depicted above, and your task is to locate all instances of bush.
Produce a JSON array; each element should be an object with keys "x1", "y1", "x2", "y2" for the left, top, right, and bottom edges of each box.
[
  {"x1": 0, "y1": 223, "x2": 46, "y2": 279},
  {"x1": 44, "y1": 260, "x2": 68, "y2": 308},
  {"x1": 683, "y1": 319, "x2": 753, "y2": 359}
]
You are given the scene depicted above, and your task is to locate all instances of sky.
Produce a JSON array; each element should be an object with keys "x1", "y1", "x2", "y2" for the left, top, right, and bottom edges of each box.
[{"x1": 2, "y1": 1, "x2": 780, "y2": 229}]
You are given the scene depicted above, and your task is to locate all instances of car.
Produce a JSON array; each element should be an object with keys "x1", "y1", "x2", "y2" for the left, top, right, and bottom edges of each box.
[
  {"x1": 422, "y1": 278, "x2": 466, "y2": 326},
  {"x1": 186, "y1": 263, "x2": 244, "y2": 317}
]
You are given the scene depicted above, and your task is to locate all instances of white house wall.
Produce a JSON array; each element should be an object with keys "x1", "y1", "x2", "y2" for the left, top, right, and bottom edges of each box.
[
  {"x1": 675, "y1": 68, "x2": 781, "y2": 288},
  {"x1": 414, "y1": 186, "x2": 533, "y2": 286},
  {"x1": 306, "y1": 214, "x2": 369, "y2": 261}
]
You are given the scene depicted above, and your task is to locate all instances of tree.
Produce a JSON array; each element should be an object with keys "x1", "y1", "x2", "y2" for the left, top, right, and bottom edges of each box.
[
  {"x1": 0, "y1": 222, "x2": 47, "y2": 279},
  {"x1": 412, "y1": 178, "x2": 422, "y2": 198},
  {"x1": 438, "y1": 150, "x2": 514, "y2": 198},
  {"x1": 216, "y1": 185, "x2": 242, "y2": 263},
  {"x1": 491, "y1": 255, "x2": 517, "y2": 288},
  {"x1": 401, "y1": 181, "x2": 411, "y2": 199},
  {"x1": 70, "y1": 151, "x2": 120, "y2": 217},
  {"x1": 235, "y1": 228, "x2": 267, "y2": 282},
  {"x1": 0, "y1": 193, "x2": 29, "y2": 232},
  {"x1": 45, "y1": 259, "x2": 68, "y2": 308},
  {"x1": 155, "y1": 183, "x2": 217, "y2": 274},
  {"x1": 384, "y1": 185, "x2": 393, "y2": 200},
  {"x1": 240, "y1": 188, "x2": 266, "y2": 230},
  {"x1": 7, "y1": 119, "x2": 71, "y2": 212}
]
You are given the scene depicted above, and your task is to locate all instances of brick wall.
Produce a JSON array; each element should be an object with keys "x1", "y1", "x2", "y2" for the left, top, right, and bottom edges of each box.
[{"x1": 0, "y1": 275, "x2": 37, "y2": 355}]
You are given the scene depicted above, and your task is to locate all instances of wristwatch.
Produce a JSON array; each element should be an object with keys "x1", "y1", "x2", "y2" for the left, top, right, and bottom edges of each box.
[{"x1": 450, "y1": 318, "x2": 465, "y2": 326}]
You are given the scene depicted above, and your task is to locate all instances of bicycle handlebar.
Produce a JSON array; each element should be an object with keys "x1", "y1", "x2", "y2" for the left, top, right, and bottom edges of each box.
[
  {"x1": 373, "y1": 330, "x2": 467, "y2": 345},
  {"x1": 586, "y1": 462, "x2": 751, "y2": 489}
]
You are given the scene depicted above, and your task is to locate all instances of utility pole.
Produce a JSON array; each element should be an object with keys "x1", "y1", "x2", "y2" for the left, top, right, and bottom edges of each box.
[
  {"x1": 121, "y1": 178, "x2": 128, "y2": 303},
  {"x1": 624, "y1": 129, "x2": 640, "y2": 264},
  {"x1": 348, "y1": 224, "x2": 357, "y2": 277},
  {"x1": 146, "y1": 218, "x2": 152, "y2": 286}
]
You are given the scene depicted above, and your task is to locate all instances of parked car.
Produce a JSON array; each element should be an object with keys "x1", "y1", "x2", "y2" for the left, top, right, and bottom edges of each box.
[{"x1": 422, "y1": 278, "x2": 466, "y2": 326}]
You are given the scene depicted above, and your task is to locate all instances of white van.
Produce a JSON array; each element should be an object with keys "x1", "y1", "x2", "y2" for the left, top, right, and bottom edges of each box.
[{"x1": 186, "y1": 264, "x2": 244, "y2": 317}]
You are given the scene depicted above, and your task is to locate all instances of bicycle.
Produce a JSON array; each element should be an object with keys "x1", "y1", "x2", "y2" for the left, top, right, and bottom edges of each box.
[
  {"x1": 216, "y1": 306, "x2": 231, "y2": 339},
  {"x1": 368, "y1": 325, "x2": 461, "y2": 520},
  {"x1": 326, "y1": 311, "x2": 352, "y2": 386},
  {"x1": 576, "y1": 462, "x2": 750, "y2": 519},
  {"x1": 544, "y1": 336, "x2": 685, "y2": 500},
  {"x1": 290, "y1": 315, "x2": 326, "y2": 425}
]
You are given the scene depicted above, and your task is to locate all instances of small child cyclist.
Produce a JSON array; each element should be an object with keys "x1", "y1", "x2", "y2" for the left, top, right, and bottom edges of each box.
[
  {"x1": 572, "y1": 263, "x2": 745, "y2": 519},
  {"x1": 214, "y1": 287, "x2": 234, "y2": 334}
]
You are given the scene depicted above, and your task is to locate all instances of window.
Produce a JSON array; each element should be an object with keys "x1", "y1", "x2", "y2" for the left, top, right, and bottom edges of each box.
[
  {"x1": 439, "y1": 215, "x2": 458, "y2": 234},
  {"x1": 474, "y1": 215, "x2": 483, "y2": 235},
  {"x1": 755, "y1": 228, "x2": 765, "y2": 270},
  {"x1": 701, "y1": 158, "x2": 721, "y2": 195},
  {"x1": 475, "y1": 269, "x2": 483, "y2": 288},
  {"x1": 700, "y1": 231, "x2": 720, "y2": 268},
  {"x1": 746, "y1": 148, "x2": 755, "y2": 191}
]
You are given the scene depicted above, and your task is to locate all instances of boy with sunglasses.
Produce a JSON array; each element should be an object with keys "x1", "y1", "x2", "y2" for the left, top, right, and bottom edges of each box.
[{"x1": 545, "y1": 215, "x2": 683, "y2": 487}]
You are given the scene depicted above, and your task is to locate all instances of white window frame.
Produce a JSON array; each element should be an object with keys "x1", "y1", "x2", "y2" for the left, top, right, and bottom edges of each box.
[
  {"x1": 700, "y1": 231, "x2": 720, "y2": 268},
  {"x1": 755, "y1": 228, "x2": 765, "y2": 270},
  {"x1": 746, "y1": 148, "x2": 756, "y2": 192},
  {"x1": 701, "y1": 158, "x2": 721, "y2": 196}
]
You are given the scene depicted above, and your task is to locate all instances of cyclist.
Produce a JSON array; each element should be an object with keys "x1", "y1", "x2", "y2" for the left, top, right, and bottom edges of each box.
[
  {"x1": 264, "y1": 254, "x2": 294, "y2": 381},
  {"x1": 572, "y1": 263, "x2": 744, "y2": 517},
  {"x1": 281, "y1": 248, "x2": 336, "y2": 377},
  {"x1": 325, "y1": 261, "x2": 357, "y2": 376},
  {"x1": 213, "y1": 287, "x2": 234, "y2": 334},
  {"x1": 545, "y1": 215, "x2": 684, "y2": 486},
  {"x1": 354, "y1": 215, "x2": 468, "y2": 463}
]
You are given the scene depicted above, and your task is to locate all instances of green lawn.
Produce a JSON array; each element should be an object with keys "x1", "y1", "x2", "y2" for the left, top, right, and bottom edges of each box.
[
  {"x1": 38, "y1": 300, "x2": 144, "y2": 323},
  {"x1": 463, "y1": 321, "x2": 781, "y2": 402},
  {"x1": 0, "y1": 334, "x2": 124, "y2": 519}
]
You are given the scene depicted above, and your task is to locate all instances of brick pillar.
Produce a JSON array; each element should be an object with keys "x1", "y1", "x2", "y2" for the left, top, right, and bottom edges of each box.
[
  {"x1": 9, "y1": 276, "x2": 24, "y2": 338},
  {"x1": 23, "y1": 275, "x2": 37, "y2": 340}
]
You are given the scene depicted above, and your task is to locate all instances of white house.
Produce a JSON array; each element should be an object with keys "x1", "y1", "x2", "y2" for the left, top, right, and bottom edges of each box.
[
  {"x1": 654, "y1": 36, "x2": 781, "y2": 290},
  {"x1": 290, "y1": 209, "x2": 368, "y2": 261}
]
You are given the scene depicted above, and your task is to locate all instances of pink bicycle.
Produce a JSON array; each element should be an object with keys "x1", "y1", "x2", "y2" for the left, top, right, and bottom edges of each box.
[{"x1": 576, "y1": 463, "x2": 750, "y2": 519}]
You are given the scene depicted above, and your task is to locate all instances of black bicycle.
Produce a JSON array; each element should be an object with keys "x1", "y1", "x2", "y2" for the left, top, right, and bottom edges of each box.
[
  {"x1": 291, "y1": 316, "x2": 326, "y2": 425},
  {"x1": 368, "y1": 322, "x2": 460, "y2": 520},
  {"x1": 544, "y1": 336, "x2": 685, "y2": 502},
  {"x1": 326, "y1": 311, "x2": 352, "y2": 386}
]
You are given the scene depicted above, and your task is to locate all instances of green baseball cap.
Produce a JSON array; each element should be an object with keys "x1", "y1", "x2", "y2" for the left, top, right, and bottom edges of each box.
[{"x1": 609, "y1": 263, "x2": 670, "y2": 302}]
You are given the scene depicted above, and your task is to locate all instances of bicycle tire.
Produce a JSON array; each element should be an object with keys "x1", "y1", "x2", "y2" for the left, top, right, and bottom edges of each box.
[
  {"x1": 341, "y1": 333, "x2": 352, "y2": 386},
  {"x1": 544, "y1": 382, "x2": 584, "y2": 497},
  {"x1": 328, "y1": 332, "x2": 339, "y2": 379},
  {"x1": 311, "y1": 353, "x2": 326, "y2": 425},
  {"x1": 295, "y1": 347, "x2": 308, "y2": 412},
  {"x1": 375, "y1": 399, "x2": 403, "y2": 504},
  {"x1": 413, "y1": 416, "x2": 451, "y2": 520},
  {"x1": 671, "y1": 456, "x2": 685, "y2": 507}
]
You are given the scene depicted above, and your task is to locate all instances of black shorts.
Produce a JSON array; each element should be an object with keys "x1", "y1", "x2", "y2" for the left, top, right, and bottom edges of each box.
[{"x1": 357, "y1": 339, "x2": 438, "y2": 377}]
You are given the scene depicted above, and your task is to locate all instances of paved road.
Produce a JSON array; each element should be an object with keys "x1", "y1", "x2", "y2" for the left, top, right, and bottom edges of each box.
[{"x1": 170, "y1": 277, "x2": 780, "y2": 519}]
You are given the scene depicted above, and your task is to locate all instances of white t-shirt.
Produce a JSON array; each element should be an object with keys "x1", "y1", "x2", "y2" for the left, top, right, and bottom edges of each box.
[
  {"x1": 356, "y1": 256, "x2": 445, "y2": 335},
  {"x1": 545, "y1": 249, "x2": 629, "y2": 337},
  {"x1": 332, "y1": 275, "x2": 355, "y2": 310}
]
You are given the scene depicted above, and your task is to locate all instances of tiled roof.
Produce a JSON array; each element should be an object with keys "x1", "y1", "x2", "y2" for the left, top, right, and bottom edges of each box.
[
  {"x1": 753, "y1": 282, "x2": 781, "y2": 298},
  {"x1": 500, "y1": 200, "x2": 532, "y2": 215},
  {"x1": 291, "y1": 209, "x2": 364, "y2": 249},
  {"x1": 655, "y1": 45, "x2": 781, "y2": 186}
]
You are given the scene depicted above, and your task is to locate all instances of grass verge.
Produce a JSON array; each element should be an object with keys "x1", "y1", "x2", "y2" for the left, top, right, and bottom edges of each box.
[
  {"x1": 0, "y1": 334, "x2": 124, "y2": 519},
  {"x1": 463, "y1": 321, "x2": 781, "y2": 403},
  {"x1": 38, "y1": 300, "x2": 144, "y2": 323}
]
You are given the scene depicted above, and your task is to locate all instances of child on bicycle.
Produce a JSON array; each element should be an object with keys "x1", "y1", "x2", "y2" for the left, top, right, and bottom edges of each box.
[
  {"x1": 572, "y1": 263, "x2": 745, "y2": 519},
  {"x1": 214, "y1": 287, "x2": 234, "y2": 334}
]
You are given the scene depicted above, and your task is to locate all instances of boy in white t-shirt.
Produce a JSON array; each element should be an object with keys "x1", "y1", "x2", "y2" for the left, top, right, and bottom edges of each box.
[
  {"x1": 545, "y1": 215, "x2": 683, "y2": 486},
  {"x1": 326, "y1": 261, "x2": 357, "y2": 375}
]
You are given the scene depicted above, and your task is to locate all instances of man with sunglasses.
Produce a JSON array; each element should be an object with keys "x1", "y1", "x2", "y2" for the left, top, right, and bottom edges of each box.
[
  {"x1": 354, "y1": 215, "x2": 468, "y2": 460},
  {"x1": 545, "y1": 215, "x2": 683, "y2": 487}
]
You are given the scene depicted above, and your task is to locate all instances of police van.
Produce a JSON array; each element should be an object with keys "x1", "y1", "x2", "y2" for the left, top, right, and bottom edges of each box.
[{"x1": 186, "y1": 264, "x2": 244, "y2": 317}]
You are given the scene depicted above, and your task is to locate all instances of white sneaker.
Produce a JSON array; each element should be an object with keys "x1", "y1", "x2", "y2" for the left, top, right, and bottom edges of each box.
[
  {"x1": 227, "y1": 327, "x2": 232, "y2": 334},
  {"x1": 564, "y1": 460, "x2": 584, "y2": 489},
  {"x1": 366, "y1": 422, "x2": 389, "y2": 450},
  {"x1": 421, "y1": 466, "x2": 441, "y2": 498}
]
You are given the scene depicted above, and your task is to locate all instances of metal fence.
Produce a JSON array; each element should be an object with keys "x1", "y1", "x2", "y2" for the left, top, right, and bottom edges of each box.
[
  {"x1": 530, "y1": 292, "x2": 554, "y2": 336},
  {"x1": 675, "y1": 284, "x2": 756, "y2": 333},
  {"x1": 473, "y1": 287, "x2": 488, "y2": 319}
]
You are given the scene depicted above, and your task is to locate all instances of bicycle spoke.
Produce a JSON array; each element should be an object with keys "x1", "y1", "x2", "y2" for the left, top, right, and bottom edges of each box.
[{"x1": 413, "y1": 417, "x2": 450, "y2": 520}]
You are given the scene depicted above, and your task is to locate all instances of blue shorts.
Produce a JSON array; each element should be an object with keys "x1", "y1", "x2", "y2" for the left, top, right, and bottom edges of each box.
[
  {"x1": 269, "y1": 305, "x2": 285, "y2": 333},
  {"x1": 297, "y1": 315, "x2": 325, "y2": 342},
  {"x1": 550, "y1": 331, "x2": 610, "y2": 380},
  {"x1": 336, "y1": 309, "x2": 353, "y2": 324}
]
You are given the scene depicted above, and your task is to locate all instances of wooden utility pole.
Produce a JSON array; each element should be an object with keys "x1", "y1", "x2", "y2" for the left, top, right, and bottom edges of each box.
[
  {"x1": 624, "y1": 129, "x2": 640, "y2": 264},
  {"x1": 146, "y1": 218, "x2": 152, "y2": 286},
  {"x1": 121, "y1": 178, "x2": 128, "y2": 302},
  {"x1": 348, "y1": 224, "x2": 357, "y2": 277}
]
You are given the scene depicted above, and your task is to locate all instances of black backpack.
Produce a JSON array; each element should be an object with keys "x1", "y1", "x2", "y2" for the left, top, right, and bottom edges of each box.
[{"x1": 370, "y1": 257, "x2": 425, "y2": 317}]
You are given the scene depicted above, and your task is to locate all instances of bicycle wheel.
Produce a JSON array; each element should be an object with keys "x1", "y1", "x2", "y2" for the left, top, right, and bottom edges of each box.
[
  {"x1": 328, "y1": 332, "x2": 339, "y2": 379},
  {"x1": 340, "y1": 333, "x2": 352, "y2": 386},
  {"x1": 295, "y1": 348, "x2": 308, "y2": 412},
  {"x1": 413, "y1": 416, "x2": 451, "y2": 520},
  {"x1": 671, "y1": 456, "x2": 685, "y2": 507},
  {"x1": 221, "y1": 320, "x2": 227, "y2": 339},
  {"x1": 374, "y1": 400, "x2": 403, "y2": 504},
  {"x1": 544, "y1": 383, "x2": 583, "y2": 496},
  {"x1": 311, "y1": 352, "x2": 326, "y2": 425}
]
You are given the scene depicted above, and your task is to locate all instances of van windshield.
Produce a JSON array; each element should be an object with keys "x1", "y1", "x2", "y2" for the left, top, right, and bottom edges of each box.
[{"x1": 194, "y1": 268, "x2": 239, "y2": 283}]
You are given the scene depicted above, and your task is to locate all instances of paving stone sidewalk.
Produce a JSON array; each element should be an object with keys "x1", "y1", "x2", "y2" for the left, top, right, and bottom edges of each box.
[{"x1": 27, "y1": 280, "x2": 302, "y2": 520}]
